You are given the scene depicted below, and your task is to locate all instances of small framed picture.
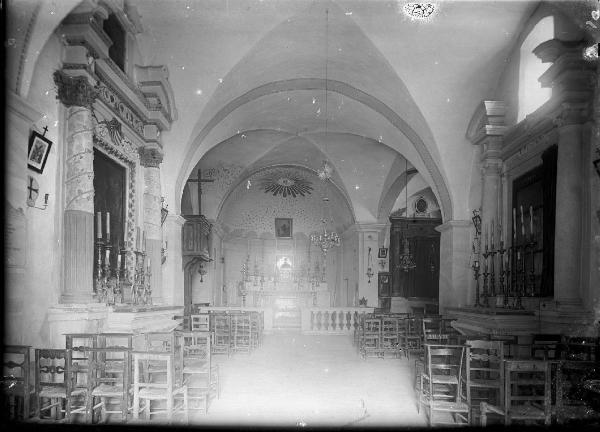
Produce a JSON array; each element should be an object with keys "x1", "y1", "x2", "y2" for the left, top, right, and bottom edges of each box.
[
  {"x1": 378, "y1": 247, "x2": 388, "y2": 259},
  {"x1": 275, "y1": 218, "x2": 292, "y2": 238},
  {"x1": 28, "y1": 131, "x2": 52, "y2": 174}
]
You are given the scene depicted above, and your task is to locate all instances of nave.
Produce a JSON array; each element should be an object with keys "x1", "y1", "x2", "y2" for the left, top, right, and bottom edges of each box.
[{"x1": 193, "y1": 332, "x2": 424, "y2": 427}]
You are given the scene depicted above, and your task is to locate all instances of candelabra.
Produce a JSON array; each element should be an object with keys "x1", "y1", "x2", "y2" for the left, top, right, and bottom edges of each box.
[
  {"x1": 481, "y1": 246, "x2": 491, "y2": 308},
  {"x1": 497, "y1": 241, "x2": 508, "y2": 308},
  {"x1": 472, "y1": 260, "x2": 482, "y2": 307},
  {"x1": 94, "y1": 241, "x2": 126, "y2": 305},
  {"x1": 513, "y1": 244, "x2": 525, "y2": 309},
  {"x1": 526, "y1": 235, "x2": 537, "y2": 297},
  {"x1": 132, "y1": 250, "x2": 152, "y2": 306}
]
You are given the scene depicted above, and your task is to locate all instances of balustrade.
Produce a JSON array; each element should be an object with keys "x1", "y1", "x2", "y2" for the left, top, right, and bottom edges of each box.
[{"x1": 301, "y1": 307, "x2": 375, "y2": 335}]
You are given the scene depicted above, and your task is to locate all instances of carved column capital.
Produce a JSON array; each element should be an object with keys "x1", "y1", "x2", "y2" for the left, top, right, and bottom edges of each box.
[
  {"x1": 138, "y1": 146, "x2": 164, "y2": 168},
  {"x1": 53, "y1": 70, "x2": 97, "y2": 108}
]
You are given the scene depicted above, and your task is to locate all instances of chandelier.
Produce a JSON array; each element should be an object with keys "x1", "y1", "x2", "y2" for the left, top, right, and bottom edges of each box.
[
  {"x1": 399, "y1": 159, "x2": 416, "y2": 272},
  {"x1": 311, "y1": 197, "x2": 340, "y2": 257}
]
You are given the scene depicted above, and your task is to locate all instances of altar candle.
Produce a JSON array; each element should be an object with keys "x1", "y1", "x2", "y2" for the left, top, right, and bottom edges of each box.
[
  {"x1": 529, "y1": 205, "x2": 534, "y2": 236},
  {"x1": 512, "y1": 208, "x2": 517, "y2": 241},
  {"x1": 105, "y1": 247, "x2": 110, "y2": 264},
  {"x1": 491, "y1": 219, "x2": 495, "y2": 249},
  {"x1": 117, "y1": 253, "x2": 121, "y2": 270},
  {"x1": 520, "y1": 205, "x2": 525, "y2": 237},
  {"x1": 97, "y1": 212, "x2": 102, "y2": 239},
  {"x1": 484, "y1": 224, "x2": 488, "y2": 250},
  {"x1": 136, "y1": 227, "x2": 140, "y2": 250},
  {"x1": 143, "y1": 231, "x2": 147, "y2": 252},
  {"x1": 106, "y1": 212, "x2": 110, "y2": 242}
]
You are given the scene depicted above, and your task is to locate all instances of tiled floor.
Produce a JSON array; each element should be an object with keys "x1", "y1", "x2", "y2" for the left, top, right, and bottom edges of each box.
[{"x1": 192, "y1": 331, "x2": 426, "y2": 427}]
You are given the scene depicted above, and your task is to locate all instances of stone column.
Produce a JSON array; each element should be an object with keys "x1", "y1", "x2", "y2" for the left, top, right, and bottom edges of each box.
[
  {"x1": 54, "y1": 71, "x2": 98, "y2": 304},
  {"x1": 161, "y1": 214, "x2": 185, "y2": 306},
  {"x1": 139, "y1": 146, "x2": 164, "y2": 305},
  {"x1": 436, "y1": 220, "x2": 472, "y2": 313},
  {"x1": 553, "y1": 105, "x2": 587, "y2": 305},
  {"x1": 355, "y1": 224, "x2": 385, "y2": 308}
]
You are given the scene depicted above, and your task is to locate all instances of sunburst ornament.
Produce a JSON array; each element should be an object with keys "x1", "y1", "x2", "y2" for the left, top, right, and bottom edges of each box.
[
  {"x1": 403, "y1": 3, "x2": 436, "y2": 20},
  {"x1": 261, "y1": 175, "x2": 313, "y2": 198}
]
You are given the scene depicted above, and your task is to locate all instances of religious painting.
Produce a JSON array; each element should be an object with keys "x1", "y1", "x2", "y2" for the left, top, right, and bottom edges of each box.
[
  {"x1": 378, "y1": 247, "x2": 388, "y2": 259},
  {"x1": 275, "y1": 218, "x2": 292, "y2": 238},
  {"x1": 27, "y1": 131, "x2": 52, "y2": 174},
  {"x1": 93, "y1": 148, "x2": 126, "y2": 268},
  {"x1": 276, "y1": 255, "x2": 293, "y2": 281}
]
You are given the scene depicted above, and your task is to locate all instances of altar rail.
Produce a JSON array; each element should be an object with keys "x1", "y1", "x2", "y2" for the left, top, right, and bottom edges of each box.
[{"x1": 301, "y1": 307, "x2": 375, "y2": 335}]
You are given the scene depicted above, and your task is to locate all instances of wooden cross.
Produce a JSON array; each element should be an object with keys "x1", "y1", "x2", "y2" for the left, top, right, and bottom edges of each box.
[
  {"x1": 41, "y1": 125, "x2": 49, "y2": 137},
  {"x1": 186, "y1": 169, "x2": 214, "y2": 215},
  {"x1": 27, "y1": 176, "x2": 39, "y2": 200}
]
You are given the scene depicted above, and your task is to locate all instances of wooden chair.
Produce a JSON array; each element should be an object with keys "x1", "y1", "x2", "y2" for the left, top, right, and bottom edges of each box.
[
  {"x1": 86, "y1": 347, "x2": 132, "y2": 423},
  {"x1": 34, "y1": 349, "x2": 87, "y2": 422},
  {"x1": 400, "y1": 317, "x2": 422, "y2": 360},
  {"x1": 360, "y1": 317, "x2": 382, "y2": 359},
  {"x1": 250, "y1": 311, "x2": 262, "y2": 349},
  {"x1": 418, "y1": 343, "x2": 469, "y2": 426},
  {"x1": 381, "y1": 316, "x2": 400, "y2": 358},
  {"x1": 177, "y1": 331, "x2": 217, "y2": 414},
  {"x1": 555, "y1": 359, "x2": 600, "y2": 424},
  {"x1": 422, "y1": 317, "x2": 449, "y2": 345},
  {"x1": 480, "y1": 359, "x2": 551, "y2": 426},
  {"x1": 191, "y1": 314, "x2": 210, "y2": 332},
  {"x1": 132, "y1": 351, "x2": 188, "y2": 424},
  {"x1": 212, "y1": 314, "x2": 231, "y2": 356},
  {"x1": 465, "y1": 340, "x2": 504, "y2": 424},
  {"x1": 3, "y1": 345, "x2": 34, "y2": 420},
  {"x1": 354, "y1": 313, "x2": 366, "y2": 351},
  {"x1": 231, "y1": 313, "x2": 252, "y2": 354}
]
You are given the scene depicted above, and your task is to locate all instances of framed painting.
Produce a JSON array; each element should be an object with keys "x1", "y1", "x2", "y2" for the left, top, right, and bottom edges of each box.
[
  {"x1": 28, "y1": 131, "x2": 52, "y2": 174},
  {"x1": 275, "y1": 218, "x2": 292, "y2": 238},
  {"x1": 378, "y1": 247, "x2": 388, "y2": 259}
]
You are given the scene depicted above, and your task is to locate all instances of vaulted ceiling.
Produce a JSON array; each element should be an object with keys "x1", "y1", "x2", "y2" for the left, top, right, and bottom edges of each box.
[{"x1": 132, "y1": 0, "x2": 544, "y2": 223}]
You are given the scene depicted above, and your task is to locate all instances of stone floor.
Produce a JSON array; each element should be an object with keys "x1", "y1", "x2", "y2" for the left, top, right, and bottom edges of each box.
[{"x1": 191, "y1": 331, "x2": 426, "y2": 427}]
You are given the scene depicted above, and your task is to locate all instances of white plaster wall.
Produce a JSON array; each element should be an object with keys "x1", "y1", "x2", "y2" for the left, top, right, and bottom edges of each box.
[{"x1": 9, "y1": 34, "x2": 64, "y2": 348}]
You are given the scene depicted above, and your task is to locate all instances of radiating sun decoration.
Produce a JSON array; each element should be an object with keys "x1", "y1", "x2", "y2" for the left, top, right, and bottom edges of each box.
[
  {"x1": 261, "y1": 175, "x2": 313, "y2": 198},
  {"x1": 403, "y1": 2, "x2": 436, "y2": 20}
]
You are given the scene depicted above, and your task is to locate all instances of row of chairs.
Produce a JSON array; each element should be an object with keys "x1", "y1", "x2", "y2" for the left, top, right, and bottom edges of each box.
[
  {"x1": 354, "y1": 313, "x2": 462, "y2": 360},
  {"x1": 415, "y1": 336, "x2": 600, "y2": 427},
  {"x1": 187, "y1": 311, "x2": 264, "y2": 356},
  {"x1": 3, "y1": 330, "x2": 220, "y2": 424}
]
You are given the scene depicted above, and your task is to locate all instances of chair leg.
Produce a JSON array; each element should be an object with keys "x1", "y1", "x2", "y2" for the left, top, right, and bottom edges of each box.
[{"x1": 133, "y1": 391, "x2": 139, "y2": 420}]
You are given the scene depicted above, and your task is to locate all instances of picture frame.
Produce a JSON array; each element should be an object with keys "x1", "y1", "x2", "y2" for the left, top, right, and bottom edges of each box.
[
  {"x1": 28, "y1": 131, "x2": 52, "y2": 174},
  {"x1": 275, "y1": 217, "x2": 292, "y2": 238},
  {"x1": 378, "y1": 247, "x2": 388, "y2": 259}
]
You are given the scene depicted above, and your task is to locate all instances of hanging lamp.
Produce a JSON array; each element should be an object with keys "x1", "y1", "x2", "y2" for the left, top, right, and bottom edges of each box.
[{"x1": 399, "y1": 159, "x2": 417, "y2": 272}]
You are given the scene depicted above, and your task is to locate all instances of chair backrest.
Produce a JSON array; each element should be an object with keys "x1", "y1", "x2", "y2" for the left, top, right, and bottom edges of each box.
[
  {"x1": 466, "y1": 340, "x2": 504, "y2": 382},
  {"x1": 191, "y1": 314, "x2": 210, "y2": 332},
  {"x1": 404, "y1": 317, "x2": 420, "y2": 337},
  {"x1": 84, "y1": 347, "x2": 131, "y2": 392},
  {"x1": 531, "y1": 334, "x2": 563, "y2": 360},
  {"x1": 422, "y1": 317, "x2": 447, "y2": 344},
  {"x1": 35, "y1": 348, "x2": 71, "y2": 390},
  {"x1": 97, "y1": 333, "x2": 135, "y2": 349},
  {"x1": 132, "y1": 351, "x2": 182, "y2": 391},
  {"x1": 364, "y1": 318, "x2": 381, "y2": 334},
  {"x1": 504, "y1": 359, "x2": 551, "y2": 423},
  {"x1": 178, "y1": 331, "x2": 211, "y2": 367},
  {"x1": 3, "y1": 345, "x2": 31, "y2": 393},
  {"x1": 563, "y1": 336, "x2": 598, "y2": 361},
  {"x1": 382, "y1": 317, "x2": 398, "y2": 334},
  {"x1": 145, "y1": 331, "x2": 179, "y2": 353}
]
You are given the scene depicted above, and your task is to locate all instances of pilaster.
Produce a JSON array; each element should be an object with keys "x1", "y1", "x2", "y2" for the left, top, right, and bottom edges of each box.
[
  {"x1": 54, "y1": 70, "x2": 97, "y2": 304},
  {"x1": 139, "y1": 145, "x2": 164, "y2": 304},
  {"x1": 162, "y1": 214, "x2": 186, "y2": 306},
  {"x1": 435, "y1": 220, "x2": 472, "y2": 313}
]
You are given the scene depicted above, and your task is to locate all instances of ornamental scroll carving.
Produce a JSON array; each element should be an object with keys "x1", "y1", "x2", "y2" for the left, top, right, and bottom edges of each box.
[{"x1": 53, "y1": 70, "x2": 98, "y2": 108}]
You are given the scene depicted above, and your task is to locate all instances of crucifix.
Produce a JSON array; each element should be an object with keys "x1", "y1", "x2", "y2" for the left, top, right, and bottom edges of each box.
[
  {"x1": 41, "y1": 125, "x2": 49, "y2": 137},
  {"x1": 186, "y1": 169, "x2": 214, "y2": 215}
]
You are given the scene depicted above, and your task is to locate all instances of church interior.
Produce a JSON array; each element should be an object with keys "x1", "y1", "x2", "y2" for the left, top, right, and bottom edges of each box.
[{"x1": 4, "y1": 0, "x2": 600, "y2": 427}]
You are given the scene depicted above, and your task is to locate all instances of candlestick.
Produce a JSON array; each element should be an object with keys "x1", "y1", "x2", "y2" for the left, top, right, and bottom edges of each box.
[
  {"x1": 529, "y1": 205, "x2": 534, "y2": 236},
  {"x1": 142, "y1": 231, "x2": 146, "y2": 252},
  {"x1": 485, "y1": 224, "x2": 488, "y2": 250},
  {"x1": 491, "y1": 219, "x2": 495, "y2": 250},
  {"x1": 512, "y1": 208, "x2": 516, "y2": 241},
  {"x1": 105, "y1": 247, "x2": 110, "y2": 264},
  {"x1": 117, "y1": 253, "x2": 121, "y2": 270},
  {"x1": 520, "y1": 205, "x2": 525, "y2": 237},
  {"x1": 106, "y1": 212, "x2": 110, "y2": 242},
  {"x1": 97, "y1": 212, "x2": 102, "y2": 239},
  {"x1": 136, "y1": 227, "x2": 140, "y2": 250}
]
